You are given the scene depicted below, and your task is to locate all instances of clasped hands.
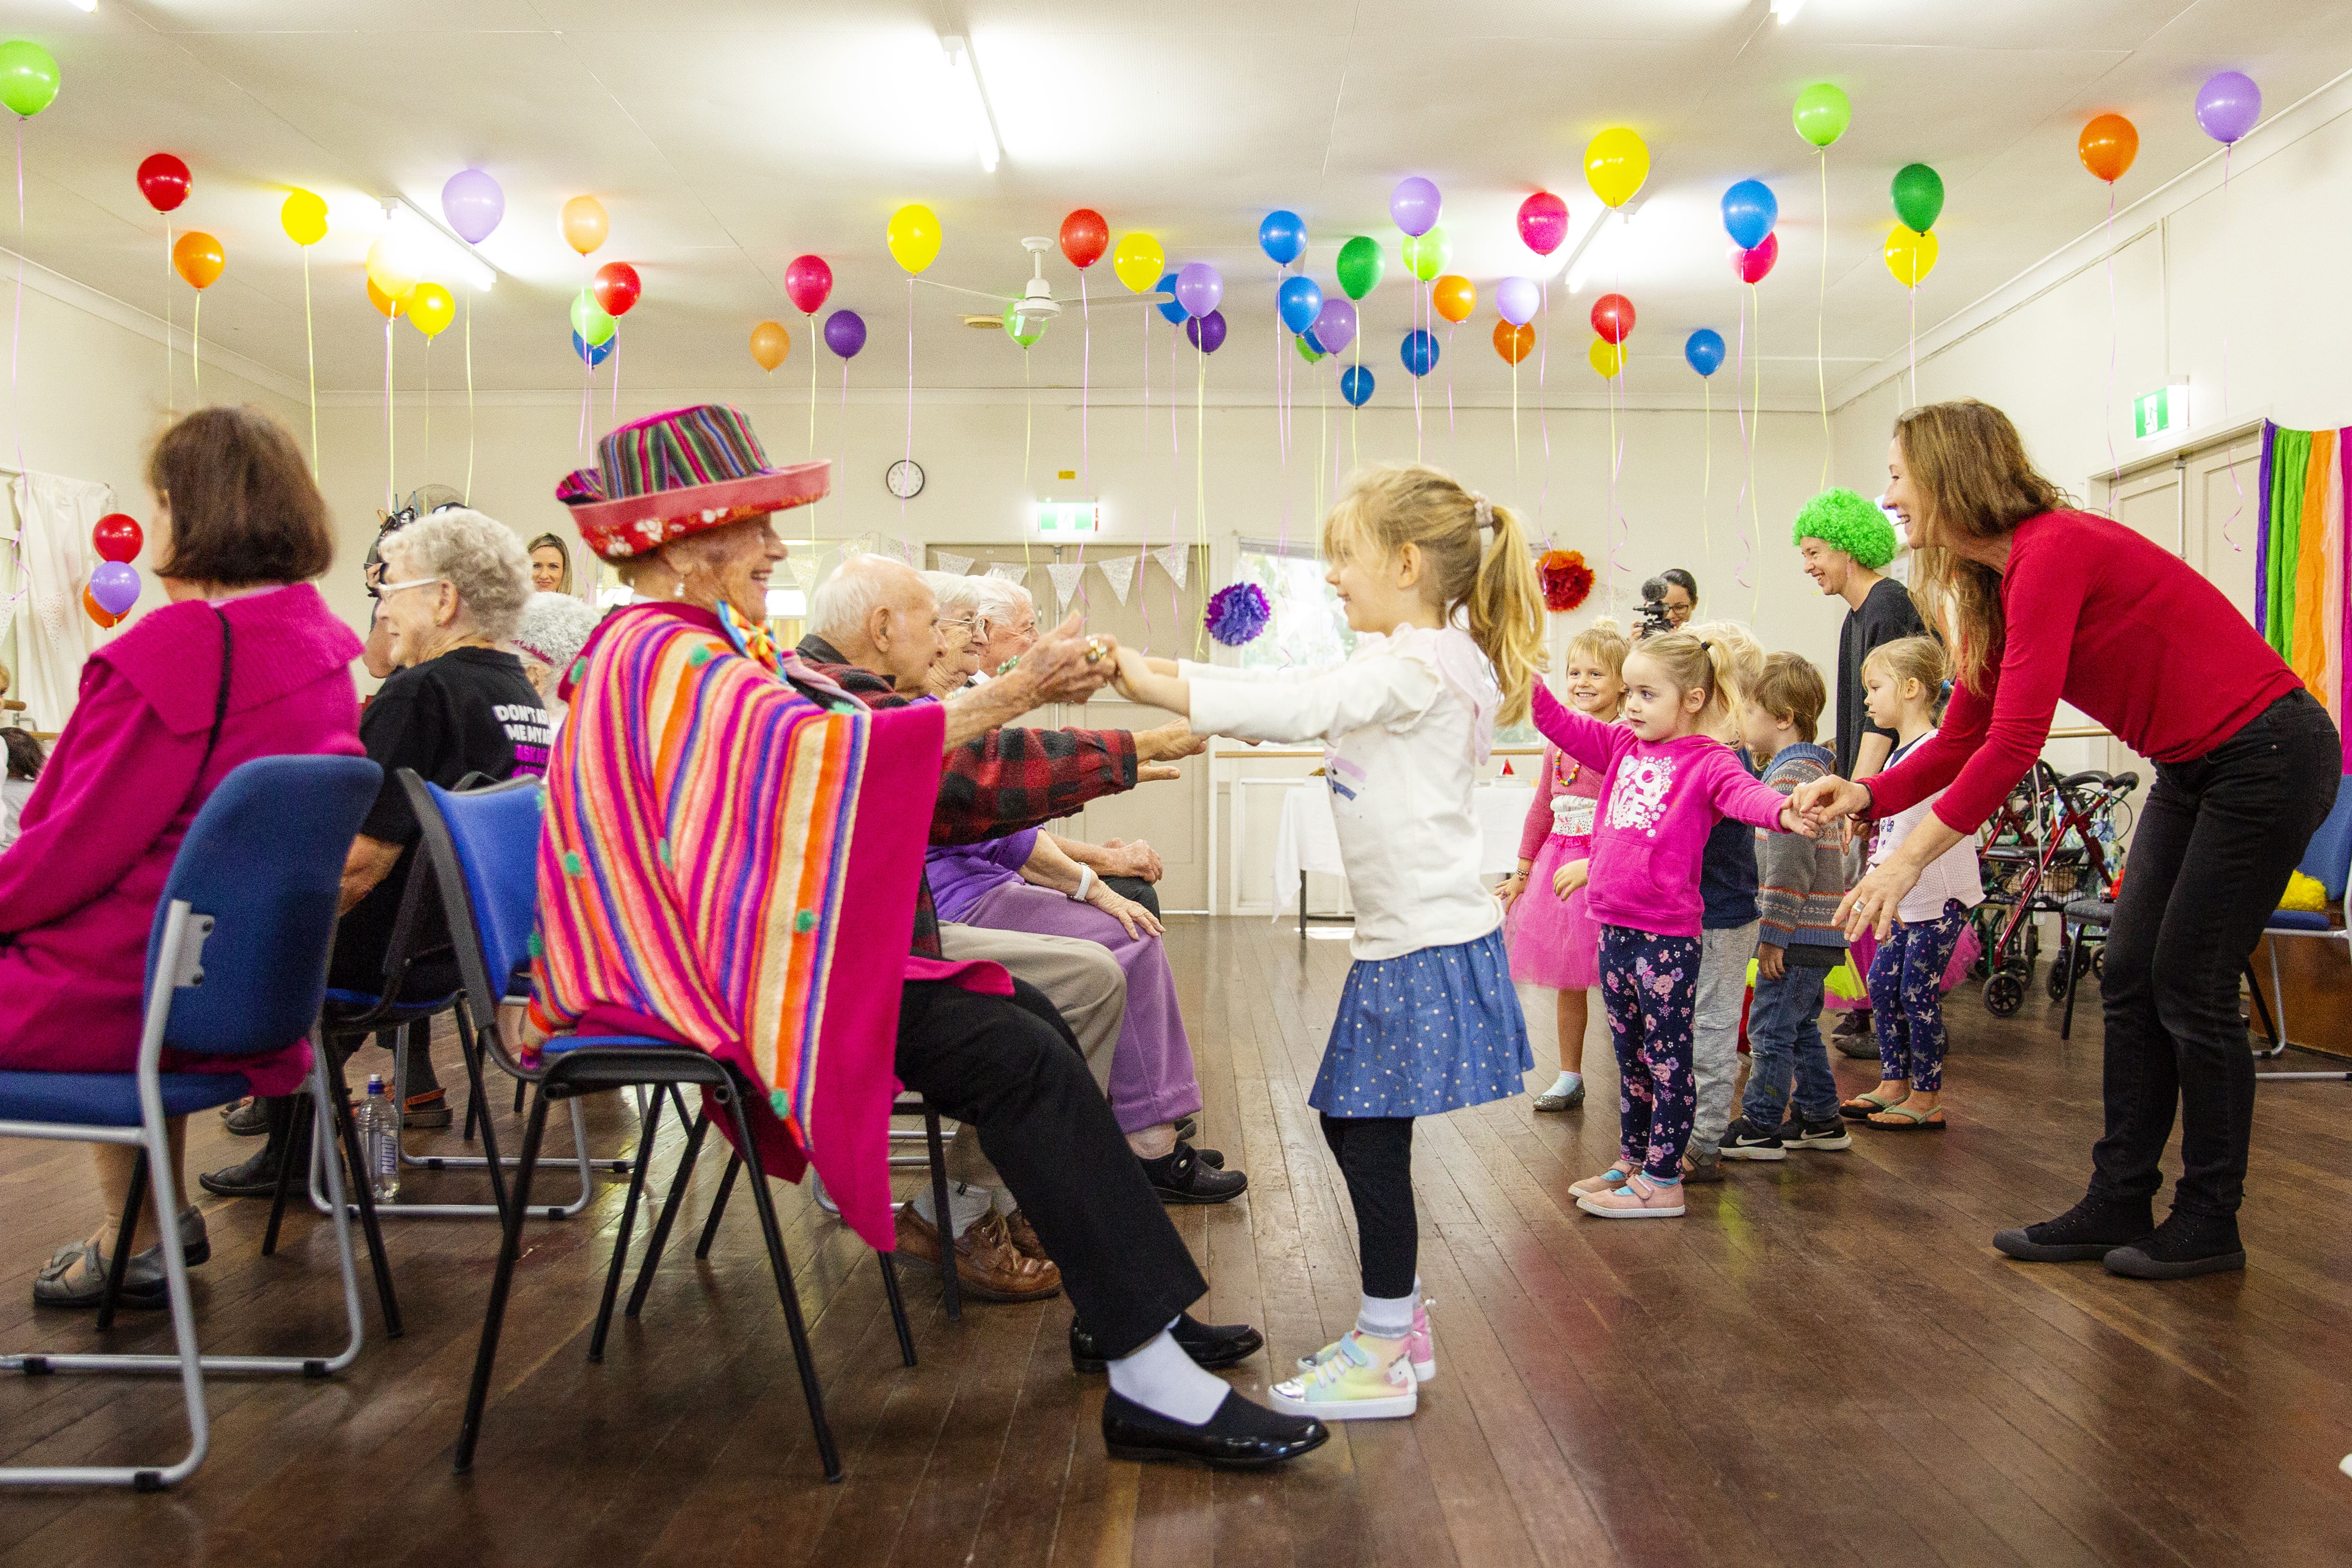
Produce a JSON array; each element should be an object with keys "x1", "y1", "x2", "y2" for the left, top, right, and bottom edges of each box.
[{"x1": 1002, "y1": 617, "x2": 1203, "y2": 782}]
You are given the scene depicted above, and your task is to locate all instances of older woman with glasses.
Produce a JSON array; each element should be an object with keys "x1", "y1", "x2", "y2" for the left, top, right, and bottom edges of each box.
[{"x1": 923, "y1": 571, "x2": 989, "y2": 697}]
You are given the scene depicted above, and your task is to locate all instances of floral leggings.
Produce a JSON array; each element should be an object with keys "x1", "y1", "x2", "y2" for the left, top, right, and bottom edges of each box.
[
  {"x1": 1598, "y1": 925, "x2": 1701, "y2": 1181},
  {"x1": 1865, "y1": 900, "x2": 1971, "y2": 1092}
]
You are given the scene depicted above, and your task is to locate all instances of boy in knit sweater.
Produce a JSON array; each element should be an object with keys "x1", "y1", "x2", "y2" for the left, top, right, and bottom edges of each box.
[{"x1": 1720, "y1": 653, "x2": 1854, "y2": 1160}]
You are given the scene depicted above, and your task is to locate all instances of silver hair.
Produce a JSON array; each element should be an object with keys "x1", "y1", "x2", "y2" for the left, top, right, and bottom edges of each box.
[
  {"x1": 379, "y1": 508, "x2": 532, "y2": 643},
  {"x1": 924, "y1": 571, "x2": 988, "y2": 616},
  {"x1": 969, "y1": 574, "x2": 1032, "y2": 633},
  {"x1": 808, "y1": 552, "x2": 922, "y2": 641},
  {"x1": 512, "y1": 591, "x2": 601, "y2": 673}
]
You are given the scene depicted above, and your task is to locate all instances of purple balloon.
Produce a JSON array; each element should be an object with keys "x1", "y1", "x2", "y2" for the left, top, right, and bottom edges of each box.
[
  {"x1": 89, "y1": 561, "x2": 139, "y2": 616},
  {"x1": 1174, "y1": 262, "x2": 1223, "y2": 320},
  {"x1": 1185, "y1": 309, "x2": 1227, "y2": 354},
  {"x1": 1494, "y1": 276, "x2": 1539, "y2": 327},
  {"x1": 824, "y1": 308, "x2": 867, "y2": 358},
  {"x1": 1312, "y1": 297, "x2": 1357, "y2": 356},
  {"x1": 2196, "y1": 70, "x2": 2261, "y2": 145},
  {"x1": 440, "y1": 168, "x2": 505, "y2": 245},
  {"x1": 1390, "y1": 176, "x2": 1441, "y2": 238}
]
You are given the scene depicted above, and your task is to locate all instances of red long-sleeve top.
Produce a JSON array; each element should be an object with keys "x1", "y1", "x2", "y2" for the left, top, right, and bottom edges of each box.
[{"x1": 1868, "y1": 510, "x2": 2305, "y2": 834}]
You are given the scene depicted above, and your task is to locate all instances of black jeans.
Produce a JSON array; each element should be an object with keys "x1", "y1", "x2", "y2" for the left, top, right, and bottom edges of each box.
[
  {"x1": 894, "y1": 978, "x2": 1205, "y2": 1359},
  {"x1": 1319, "y1": 1114, "x2": 1416, "y2": 1298},
  {"x1": 2095, "y1": 688, "x2": 2340, "y2": 1218}
]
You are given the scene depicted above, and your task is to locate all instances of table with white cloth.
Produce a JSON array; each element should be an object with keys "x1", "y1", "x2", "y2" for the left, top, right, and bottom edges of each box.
[{"x1": 1270, "y1": 780, "x2": 1535, "y2": 940}]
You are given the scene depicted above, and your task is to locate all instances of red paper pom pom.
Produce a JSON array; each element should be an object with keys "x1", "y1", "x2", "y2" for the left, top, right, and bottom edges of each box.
[{"x1": 1540, "y1": 550, "x2": 1593, "y2": 612}]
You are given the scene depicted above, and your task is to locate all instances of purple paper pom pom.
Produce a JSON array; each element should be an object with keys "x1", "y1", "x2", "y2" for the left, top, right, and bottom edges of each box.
[{"x1": 1204, "y1": 581, "x2": 1272, "y2": 646}]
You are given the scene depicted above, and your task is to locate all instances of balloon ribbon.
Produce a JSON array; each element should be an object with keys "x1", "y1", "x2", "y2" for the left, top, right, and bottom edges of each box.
[
  {"x1": 464, "y1": 294, "x2": 476, "y2": 501},
  {"x1": 303, "y1": 247, "x2": 318, "y2": 476}
]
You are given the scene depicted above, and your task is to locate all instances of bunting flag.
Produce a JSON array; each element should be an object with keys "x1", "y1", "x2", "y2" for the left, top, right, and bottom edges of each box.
[
  {"x1": 985, "y1": 563, "x2": 1026, "y2": 584},
  {"x1": 1098, "y1": 552, "x2": 1138, "y2": 604},
  {"x1": 788, "y1": 557, "x2": 818, "y2": 593},
  {"x1": 2255, "y1": 419, "x2": 2352, "y2": 768},
  {"x1": 1046, "y1": 559, "x2": 1087, "y2": 608},
  {"x1": 840, "y1": 535, "x2": 866, "y2": 559},
  {"x1": 1153, "y1": 543, "x2": 1190, "y2": 589},
  {"x1": 934, "y1": 550, "x2": 975, "y2": 577}
]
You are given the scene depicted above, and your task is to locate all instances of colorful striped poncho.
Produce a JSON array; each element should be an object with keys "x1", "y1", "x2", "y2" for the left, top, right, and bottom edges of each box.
[{"x1": 528, "y1": 601, "x2": 945, "y2": 1250}]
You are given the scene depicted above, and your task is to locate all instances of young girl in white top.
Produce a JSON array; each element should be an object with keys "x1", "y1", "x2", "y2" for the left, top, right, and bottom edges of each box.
[
  {"x1": 1113, "y1": 463, "x2": 1545, "y2": 1422},
  {"x1": 1844, "y1": 636, "x2": 1981, "y2": 1129}
]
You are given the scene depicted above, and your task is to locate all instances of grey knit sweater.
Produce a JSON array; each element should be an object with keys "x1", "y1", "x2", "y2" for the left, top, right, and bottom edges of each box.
[{"x1": 1754, "y1": 741, "x2": 1849, "y2": 963}]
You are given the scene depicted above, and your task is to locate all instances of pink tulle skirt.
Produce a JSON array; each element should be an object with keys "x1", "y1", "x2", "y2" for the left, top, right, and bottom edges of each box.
[{"x1": 1505, "y1": 833, "x2": 1601, "y2": 991}]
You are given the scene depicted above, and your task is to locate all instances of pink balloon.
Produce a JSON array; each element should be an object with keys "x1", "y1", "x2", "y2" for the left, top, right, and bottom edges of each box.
[
  {"x1": 784, "y1": 254, "x2": 832, "y2": 316},
  {"x1": 1517, "y1": 191, "x2": 1569, "y2": 256},
  {"x1": 1733, "y1": 232, "x2": 1779, "y2": 285},
  {"x1": 1494, "y1": 276, "x2": 1539, "y2": 327}
]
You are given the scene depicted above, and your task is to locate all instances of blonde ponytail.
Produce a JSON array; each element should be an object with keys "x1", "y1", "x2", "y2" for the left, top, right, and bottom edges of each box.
[{"x1": 1470, "y1": 501, "x2": 1546, "y2": 726}]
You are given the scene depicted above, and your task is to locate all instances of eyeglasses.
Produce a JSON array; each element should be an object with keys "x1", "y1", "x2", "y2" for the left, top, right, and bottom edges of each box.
[{"x1": 375, "y1": 576, "x2": 446, "y2": 599}]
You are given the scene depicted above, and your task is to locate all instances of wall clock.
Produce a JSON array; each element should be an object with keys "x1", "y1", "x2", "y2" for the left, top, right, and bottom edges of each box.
[{"x1": 885, "y1": 459, "x2": 925, "y2": 499}]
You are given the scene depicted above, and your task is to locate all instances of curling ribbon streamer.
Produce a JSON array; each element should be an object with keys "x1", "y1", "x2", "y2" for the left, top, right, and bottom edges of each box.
[
  {"x1": 904, "y1": 276, "x2": 915, "y2": 526},
  {"x1": 2220, "y1": 145, "x2": 2245, "y2": 551},
  {"x1": 465, "y1": 296, "x2": 477, "y2": 501},
  {"x1": 1817, "y1": 150, "x2": 1831, "y2": 489},
  {"x1": 1733, "y1": 284, "x2": 1755, "y2": 596},
  {"x1": 2105, "y1": 185, "x2": 2120, "y2": 483}
]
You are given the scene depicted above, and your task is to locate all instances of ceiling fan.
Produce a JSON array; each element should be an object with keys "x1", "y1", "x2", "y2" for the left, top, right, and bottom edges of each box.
[{"x1": 921, "y1": 236, "x2": 1174, "y2": 330}]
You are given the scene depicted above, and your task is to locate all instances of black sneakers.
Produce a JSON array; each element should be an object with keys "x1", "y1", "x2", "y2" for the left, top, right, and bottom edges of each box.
[
  {"x1": 1777, "y1": 1115, "x2": 1853, "y2": 1152},
  {"x1": 1718, "y1": 1116, "x2": 1786, "y2": 1161},
  {"x1": 2103, "y1": 1211, "x2": 2245, "y2": 1280},
  {"x1": 1992, "y1": 1196, "x2": 2156, "y2": 1263}
]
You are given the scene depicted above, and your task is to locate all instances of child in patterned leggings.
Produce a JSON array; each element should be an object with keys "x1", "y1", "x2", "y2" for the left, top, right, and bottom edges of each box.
[{"x1": 1531, "y1": 630, "x2": 1809, "y2": 1218}]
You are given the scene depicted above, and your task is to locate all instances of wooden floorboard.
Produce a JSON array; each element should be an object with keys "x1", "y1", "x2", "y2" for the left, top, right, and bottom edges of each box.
[{"x1": 3, "y1": 918, "x2": 2348, "y2": 1566}]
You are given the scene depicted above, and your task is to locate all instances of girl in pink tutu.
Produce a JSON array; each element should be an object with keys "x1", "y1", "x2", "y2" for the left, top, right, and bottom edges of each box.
[{"x1": 1498, "y1": 619, "x2": 1628, "y2": 1111}]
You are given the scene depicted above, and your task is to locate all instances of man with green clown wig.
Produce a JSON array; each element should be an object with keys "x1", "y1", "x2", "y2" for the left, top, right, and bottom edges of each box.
[{"x1": 1795, "y1": 486, "x2": 1927, "y2": 1054}]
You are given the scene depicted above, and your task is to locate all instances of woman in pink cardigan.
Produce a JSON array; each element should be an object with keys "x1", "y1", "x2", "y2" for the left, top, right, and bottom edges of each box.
[{"x1": 2, "y1": 406, "x2": 363, "y2": 1310}]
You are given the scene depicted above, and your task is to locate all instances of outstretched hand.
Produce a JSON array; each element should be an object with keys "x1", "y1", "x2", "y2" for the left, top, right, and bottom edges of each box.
[{"x1": 1022, "y1": 614, "x2": 1119, "y2": 706}]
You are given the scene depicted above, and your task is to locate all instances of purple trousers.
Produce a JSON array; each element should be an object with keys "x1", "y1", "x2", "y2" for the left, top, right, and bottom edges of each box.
[{"x1": 959, "y1": 880, "x2": 1202, "y2": 1134}]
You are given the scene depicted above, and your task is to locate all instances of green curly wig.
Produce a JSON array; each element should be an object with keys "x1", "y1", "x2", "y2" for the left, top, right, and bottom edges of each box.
[{"x1": 1791, "y1": 487, "x2": 1898, "y2": 570}]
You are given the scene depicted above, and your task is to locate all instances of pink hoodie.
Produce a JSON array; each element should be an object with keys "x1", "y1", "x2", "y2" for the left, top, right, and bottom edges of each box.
[{"x1": 1530, "y1": 684, "x2": 1793, "y2": 939}]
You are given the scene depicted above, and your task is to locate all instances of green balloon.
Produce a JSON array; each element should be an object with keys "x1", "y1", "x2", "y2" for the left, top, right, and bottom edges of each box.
[
  {"x1": 0, "y1": 41, "x2": 60, "y2": 119},
  {"x1": 1890, "y1": 163, "x2": 1944, "y2": 234},
  {"x1": 570, "y1": 289, "x2": 616, "y2": 347},
  {"x1": 1792, "y1": 81, "x2": 1851, "y2": 149},
  {"x1": 1336, "y1": 235, "x2": 1384, "y2": 301},
  {"x1": 1002, "y1": 301, "x2": 1044, "y2": 348},
  {"x1": 1296, "y1": 334, "x2": 1325, "y2": 365},
  {"x1": 1399, "y1": 226, "x2": 1450, "y2": 283}
]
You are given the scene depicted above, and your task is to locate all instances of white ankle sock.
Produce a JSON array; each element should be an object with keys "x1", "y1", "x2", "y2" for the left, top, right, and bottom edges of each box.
[
  {"x1": 1356, "y1": 1284, "x2": 1417, "y2": 1339},
  {"x1": 1546, "y1": 1071, "x2": 1582, "y2": 1098},
  {"x1": 909, "y1": 1181, "x2": 996, "y2": 1239},
  {"x1": 1106, "y1": 1322, "x2": 1229, "y2": 1425}
]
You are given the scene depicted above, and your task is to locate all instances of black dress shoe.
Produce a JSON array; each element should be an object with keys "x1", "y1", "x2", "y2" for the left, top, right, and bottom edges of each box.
[
  {"x1": 222, "y1": 1097, "x2": 270, "y2": 1136},
  {"x1": 1070, "y1": 1311, "x2": 1266, "y2": 1374},
  {"x1": 2103, "y1": 1211, "x2": 2246, "y2": 1280},
  {"x1": 200, "y1": 1094, "x2": 311, "y2": 1199},
  {"x1": 1142, "y1": 1143, "x2": 1247, "y2": 1205},
  {"x1": 1993, "y1": 1194, "x2": 2155, "y2": 1262},
  {"x1": 1101, "y1": 1390, "x2": 1327, "y2": 1469}
]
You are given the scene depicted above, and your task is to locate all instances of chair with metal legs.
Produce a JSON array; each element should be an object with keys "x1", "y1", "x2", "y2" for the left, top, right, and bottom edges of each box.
[
  {"x1": 0, "y1": 756, "x2": 382, "y2": 1490},
  {"x1": 410, "y1": 775, "x2": 913, "y2": 1482}
]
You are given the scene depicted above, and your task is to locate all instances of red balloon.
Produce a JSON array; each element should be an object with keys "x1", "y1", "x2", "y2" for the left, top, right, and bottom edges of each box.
[
  {"x1": 136, "y1": 153, "x2": 191, "y2": 215},
  {"x1": 1517, "y1": 191, "x2": 1570, "y2": 256},
  {"x1": 1734, "y1": 232, "x2": 1779, "y2": 285},
  {"x1": 1590, "y1": 293, "x2": 1635, "y2": 345},
  {"x1": 783, "y1": 253, "x2": 832, "y2": 316},
  {"x1": 1059, "y1": 208, "x2": 1109, "y2": 270},
  {"x1": 592, "y1": 261, "x2": 642, "y2": 318},
  {"x1": 92, "y1": 512, "x2": 143, "y2": 564}
]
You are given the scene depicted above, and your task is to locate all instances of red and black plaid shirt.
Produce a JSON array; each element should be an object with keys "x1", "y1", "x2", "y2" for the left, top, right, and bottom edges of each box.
[{"x1": 792, "y1": 636, "x2": 1138, "y2": 955}]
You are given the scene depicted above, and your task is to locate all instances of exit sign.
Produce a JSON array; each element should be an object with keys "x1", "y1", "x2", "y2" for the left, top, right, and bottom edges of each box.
[
  {"x1": 2134, "y1": 384, "x2": 2188, "y2": 440},
  {"x1": 1033, "y1": 501, "x2": 1099, "y2": 537}
]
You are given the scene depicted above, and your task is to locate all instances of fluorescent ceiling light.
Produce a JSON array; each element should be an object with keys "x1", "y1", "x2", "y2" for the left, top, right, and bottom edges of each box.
[
  {"x1": 385, "y1": 198, "x2": 496, "y2": 293},
  {"x1": 1771, "y1": 0, "x2": 1804, "y2": 21},
  {"x1": 942, "y1": 35, "x2": 1002, "y2": 174},
  {"x1": 1564, "y1": 194, "x2": 1648, "y2": 294},
  {"x1": 766, "y1": 586, "x2": 808, "y2": 619}
]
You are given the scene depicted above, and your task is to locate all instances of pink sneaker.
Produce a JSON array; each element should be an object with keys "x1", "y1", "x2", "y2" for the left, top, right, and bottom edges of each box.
[
  {"x1": 1569, "y1": 1163, "x2": 1634, "y2": 1199},
  {"x1": 1297, "y1": 1296, "x2": 1436, "y2": 1384},
  {"x1": 1575, "y1": 1173, "x2": 1686, "y2": 1219}
]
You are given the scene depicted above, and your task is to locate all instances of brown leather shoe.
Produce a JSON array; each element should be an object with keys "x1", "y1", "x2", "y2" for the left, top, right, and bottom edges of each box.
[
  {"x1": 895, "y1": 1206, "x2": 1061, "y2": 1302},
  {"x1": 1002, "y1": 1209, "x2": 1053, "y2": 1265}
]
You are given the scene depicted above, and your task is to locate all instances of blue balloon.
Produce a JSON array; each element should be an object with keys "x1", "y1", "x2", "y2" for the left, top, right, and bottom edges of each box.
[
  {"x1": 1259, "y1": 209, "x2": 1307, "y2": 267},
  {"x1": 1154, "y1": 272, "x2": 1187, "y2": 325},
  {"x1": 1341, "y1": 364, "x2": 1375, "y2": 407},
  {"x1": 1722, "y1": 178, "x2": 1778, "y2": 251},
  {"x1": 573, "y1": 328, "x2": 611, "y2": 367},
  {"x1": 1684, "y1": 327, "x2": 1726, "y2": 378},
  {"x1": 1302, "y1": 326, "x2": 1327, "y2": 355},
  {"x1": 1278, "y1": 275, "x2": 1323, "y2": 336},
  {"x1": 1399, "y1": 328, "x2": 1439, "y2": 378}
]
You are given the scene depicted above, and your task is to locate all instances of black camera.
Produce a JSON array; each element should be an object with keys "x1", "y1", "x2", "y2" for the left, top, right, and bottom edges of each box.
[{"x1": 1636, "y1": 577, "x2": 1673, "y2": 639}]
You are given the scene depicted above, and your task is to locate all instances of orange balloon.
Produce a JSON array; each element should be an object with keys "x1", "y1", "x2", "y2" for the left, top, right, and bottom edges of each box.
[
  {"x1": 367, "y1": 275, "x2": 407, "y2": 318},
  {"x1": 83, "y1": 585, "x2": 126, "y2": 629},
  {"x1": 1492, "y1": 318, "x2": 1534, "y2": 365},
  {"x1": 1432, "y1": 274, "x2": 1475, "y2": 325},
  {"x1": 749, "y1": 319, "x2": 789, "y2": 372},
  {"x1": 171, "y1": 230, "x2": 225, "y2": 290},
  {"x1": 561, "y1": 195, "x2": 609, "y2": 256},
  {"x1": 2079, "y1": 113, "x2": 2138, "y2": 183}
]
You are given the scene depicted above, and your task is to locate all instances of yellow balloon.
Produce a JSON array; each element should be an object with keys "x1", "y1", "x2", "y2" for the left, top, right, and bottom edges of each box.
[
  {"x1": 1111, "y1": 232, "x2": 1165, "y2": 295},
  {"x1": 365, "y1": 236, "x2": 417, "y2": 304},
  {"x1": 1588, "y1": 336, "x2": 1625, "y2": 379},
  {"x1": 1884, "y1": 224, "x2": 1939, "y2": 287},
  {"x1": 409, "y1": 281, "x2": 455, "y2": 340},
  {"x1": 1585, "y1": 126, "x2": 1650, "y2": 210},
  {"x1": 280, "y1": 188, "x2": 327, "y2": 248},
  {"x1": 886, "y1": 203, "x2": 942, "y2": 276}
]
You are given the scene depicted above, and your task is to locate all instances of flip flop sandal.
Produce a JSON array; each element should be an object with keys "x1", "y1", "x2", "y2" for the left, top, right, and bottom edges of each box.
[
  {"x1": 1866, "y1": 1103, "x2": 1946, "y2": 1131},
  {"x1": 1840, "y1": 1091, "x2": 1905, "y2": 1121}
]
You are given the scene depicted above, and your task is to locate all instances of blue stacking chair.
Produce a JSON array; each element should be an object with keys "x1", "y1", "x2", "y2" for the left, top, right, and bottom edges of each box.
[
  {"x1": 407, "y1": 773, "x2": 914, "y2": 1483},
  {"x1": 0, "y1": 756, "x2": 382, "y2": 1491},
  {"x1": 2252, "y1": 773, "x2": 2352, "y2": 1082}
]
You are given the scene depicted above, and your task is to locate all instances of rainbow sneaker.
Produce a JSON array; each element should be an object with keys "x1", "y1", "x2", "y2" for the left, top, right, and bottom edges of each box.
[
  {"x1": 1271, "y1": 1332, "x2": 1418, "y2": 1421},
  {"x1": 1296, "y1": 1297, "x2": 1435, "y2": 1384}
]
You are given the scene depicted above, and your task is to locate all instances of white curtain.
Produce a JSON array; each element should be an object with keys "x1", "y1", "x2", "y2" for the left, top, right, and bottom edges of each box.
[{"x1": 8, "y1": 471, "x2": 116, "y2": 732}]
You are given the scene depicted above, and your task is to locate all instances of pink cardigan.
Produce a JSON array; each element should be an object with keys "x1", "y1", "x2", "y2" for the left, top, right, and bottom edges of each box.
[{"x1": 0, "y1": 584, "x2": 363, "y2": 1093}]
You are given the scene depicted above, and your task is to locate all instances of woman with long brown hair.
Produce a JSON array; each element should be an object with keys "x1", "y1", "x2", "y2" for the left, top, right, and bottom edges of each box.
[{"x1": 1798, "y1": 399, "x2": 2336, "y2": 1281}]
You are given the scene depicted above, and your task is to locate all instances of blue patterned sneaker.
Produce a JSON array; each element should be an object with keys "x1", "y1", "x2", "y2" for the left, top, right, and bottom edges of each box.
[
  {"x1": 1296, "y1": 1298, "x2": 1435, "y2": 1384},
  {"x1": 1271, "y1": 1332, "x2": 1418, "y2": 1421}
]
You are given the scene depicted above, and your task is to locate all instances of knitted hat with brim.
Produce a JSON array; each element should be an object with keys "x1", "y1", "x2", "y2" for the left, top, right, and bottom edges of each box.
[
  {"x1": 1791, "y1": 487, "x2": 1898, "y2": 570},
  {"x1": 558, "y1": 404, "x2": 828, "y2": 562}
]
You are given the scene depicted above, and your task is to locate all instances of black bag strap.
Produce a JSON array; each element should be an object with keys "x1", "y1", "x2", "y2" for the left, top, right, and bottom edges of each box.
[{"x1": 194, "y1": 604, "x2": 233, "y2": 785}]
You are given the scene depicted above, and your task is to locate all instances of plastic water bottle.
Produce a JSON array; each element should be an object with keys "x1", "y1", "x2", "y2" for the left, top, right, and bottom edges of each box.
[{"x1": 361, "y1": 1074, "x2": 399, "y2": 1202}]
